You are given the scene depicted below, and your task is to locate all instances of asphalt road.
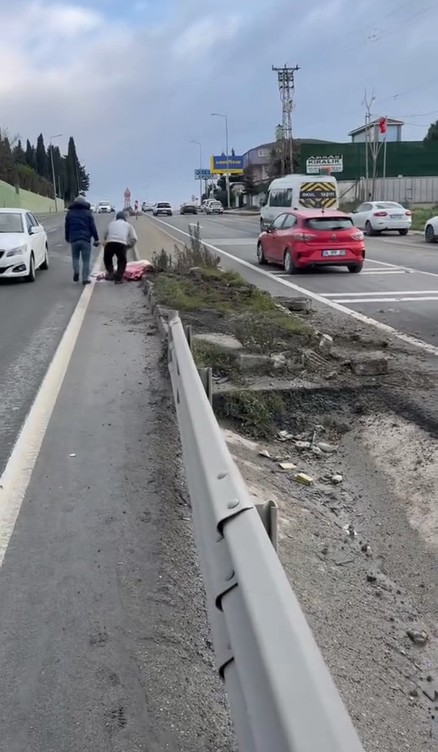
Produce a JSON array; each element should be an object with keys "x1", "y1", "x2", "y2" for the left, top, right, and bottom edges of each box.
[
  {"x1": 0, "y1": 272, "x2": 232, "y2": 750},
  {"x1": 0, "y1": 214, "x2": 105, "y2": 478},
  {"x1": 150, "y1": 213, "x2": 438, "y2": 350}
]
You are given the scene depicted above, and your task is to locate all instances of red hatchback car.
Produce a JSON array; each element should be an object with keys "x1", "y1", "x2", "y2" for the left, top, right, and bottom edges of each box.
[{"x1": 257, "y1": 209, "x2": 365, "y2": 274}]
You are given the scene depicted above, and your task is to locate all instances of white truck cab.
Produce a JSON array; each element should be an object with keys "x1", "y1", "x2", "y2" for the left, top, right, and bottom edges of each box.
[{"x1": 260, "y1": 174, "x2": 339, "y2": 229}]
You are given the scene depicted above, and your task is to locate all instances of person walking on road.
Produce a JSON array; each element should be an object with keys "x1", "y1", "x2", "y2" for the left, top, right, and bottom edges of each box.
[
  {"x1": 65, "y1": 195, "x2": 100, "y2": 284},
  {"x1": 103, "y1": 211, "x2": 138, "y2": 284}
]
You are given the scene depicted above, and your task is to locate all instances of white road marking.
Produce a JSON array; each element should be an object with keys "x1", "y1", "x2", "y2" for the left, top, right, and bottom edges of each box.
[
  {"x1": 369, "y1": 258, "x2": 438, "y2": 278},
  {"x1": 151, "y1": 217, "x2": 438, "y2": 357},
  {"x1": 0, "y1": 253, "x2": 102, "y2": 567},
  {"x1": 361, "y1": 269, "x2": 407, "y2": 275},
  {"x1": 321, "y1": 291, "x2": 438, "y2": 297},
  {"x1": 204, "y1": 238, "x2": 255, "y2": 246},
  {"x1": 333, "y1": 296, "x2": 438, "y2": 304}
]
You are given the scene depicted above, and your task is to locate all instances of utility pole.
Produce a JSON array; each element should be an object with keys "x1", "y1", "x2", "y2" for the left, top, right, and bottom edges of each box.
[
  {"x1": 362, "y1": 91, "x2": 376, "y2": 200},
  {"x1": 191, "y1": 140, "x2": 203, "y2": 205},
  {"x1": 272, "y1": 64, "x2": 300, "y2": 175},
  {"x1": 211, "y1": 113, "x2": 231, "y2": 208}
]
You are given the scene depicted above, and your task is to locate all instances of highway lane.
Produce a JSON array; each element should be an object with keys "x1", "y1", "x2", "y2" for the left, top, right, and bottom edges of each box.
[
  {"x1": 150, "y1": 213, "x2": 438, "y2": 350},
  {"x1": 0, "y1": 214, "x2": 106, "y2": 477}
]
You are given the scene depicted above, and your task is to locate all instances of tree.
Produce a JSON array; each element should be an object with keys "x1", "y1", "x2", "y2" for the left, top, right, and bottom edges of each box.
[
  {"x1": 13, "y1": 139, "x2": 26, "y2": 164},
  {"x1": 243, "y1": 165, "x2": 257, "y2": 196},
  {"x1": 35, "y1": 133, "x2": 48, "y2": 178},
  {"x1": 25, "y1": 139, "x2": 36, "y2": 171},
  {"x1": 424, "y1": 120, "x2": 438, "y2": 142},
  {"x1": 268, "y1": 139, "x2": 301, "y2": 178}
]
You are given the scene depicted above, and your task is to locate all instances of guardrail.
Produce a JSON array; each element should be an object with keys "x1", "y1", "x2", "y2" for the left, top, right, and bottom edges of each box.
[{"x1": 167, "y1": 311, "x2": 365, "y2": 752}]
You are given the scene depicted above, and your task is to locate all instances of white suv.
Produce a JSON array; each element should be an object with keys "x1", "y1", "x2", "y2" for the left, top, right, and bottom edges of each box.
[{"x1": 153, "y1": 202, "x2": 173, "y2": 216}]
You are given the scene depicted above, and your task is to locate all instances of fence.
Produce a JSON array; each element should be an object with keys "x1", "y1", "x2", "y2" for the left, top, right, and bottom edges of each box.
[
  {"x1": 167, "y1": 311, "x2": 365, "y2": 752},
  {"x1": 338, "y1": 176, "x2": 438, "y2": 205}
]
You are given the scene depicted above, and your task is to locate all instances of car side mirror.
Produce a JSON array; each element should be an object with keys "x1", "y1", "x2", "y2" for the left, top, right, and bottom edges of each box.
[{"x1": 29, "y1": 225, "x2": 40, "y2": 234}]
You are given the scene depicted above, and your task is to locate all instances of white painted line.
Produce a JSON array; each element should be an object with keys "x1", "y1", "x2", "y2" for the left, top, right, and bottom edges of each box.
[
  {"x1": 151, "y1": 217, "x2": 438, "y2": 357},
  {"x1": 321, "y1": 290, "x2": 438, "y2": 297},
  {"x1": 334, "y1": 296, "x2": 438, "y2": 304},
  {"x1": 361, "y1": 270, "x2": 406, "y2": 275},
  {"x1": 0, "y1": 252, "x2": 102, "y2": 567},
  {"x1": 370, "y1": 258, "x2": 438, "y2": 278}
]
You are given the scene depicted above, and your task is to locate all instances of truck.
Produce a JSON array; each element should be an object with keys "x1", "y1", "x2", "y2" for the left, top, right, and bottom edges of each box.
[{"x1": 260, "y1": 174, "x2": 339, "y2": 230}]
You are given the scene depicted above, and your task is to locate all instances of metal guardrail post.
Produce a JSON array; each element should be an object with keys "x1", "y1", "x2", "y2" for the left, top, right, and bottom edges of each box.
[{"x1": 167, "y1": 312, "x2": 365, "y2": 752}]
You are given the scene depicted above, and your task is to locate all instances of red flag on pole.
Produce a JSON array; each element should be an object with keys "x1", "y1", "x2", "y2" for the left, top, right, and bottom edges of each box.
[{"x1": 379, "y1": 117, "x2": 387, "y2": 135}]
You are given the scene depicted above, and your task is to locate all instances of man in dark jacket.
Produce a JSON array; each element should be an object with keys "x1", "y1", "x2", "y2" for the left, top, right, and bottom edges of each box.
[{"x1": 65, "y1": 195, "x2": 100, "y2": 284}]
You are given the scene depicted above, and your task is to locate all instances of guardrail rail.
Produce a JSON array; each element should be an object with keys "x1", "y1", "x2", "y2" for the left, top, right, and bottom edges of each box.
[{"x1": 167, "y1": 311, "x2": 365, "y2": 752}]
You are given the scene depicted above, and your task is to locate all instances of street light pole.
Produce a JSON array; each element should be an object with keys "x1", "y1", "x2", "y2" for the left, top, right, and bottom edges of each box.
[
  {"x1": 190, "y1": 140, "x2": 203, "y2": 205},
  {"x1": 49, "y1": 133, "x2": 62, "y2": 212},
  {"x1": 211, "y1": 113, "x2": 231, "y2": 209}
]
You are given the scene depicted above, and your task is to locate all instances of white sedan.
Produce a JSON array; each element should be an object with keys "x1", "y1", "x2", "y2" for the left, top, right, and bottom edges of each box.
[
  {"x1": 424, "y1": 215, "x2": 438, "y2": 243},
  {"x1": 351, "y1": 201, "x2": 412, "y2": 236},
  {"x1": 0, "y1": 208, "x2": 49, "y2": 282}
]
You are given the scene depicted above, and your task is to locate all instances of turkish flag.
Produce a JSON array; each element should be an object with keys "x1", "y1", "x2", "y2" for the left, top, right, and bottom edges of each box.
[{"x1": 379, "y1": 117, "x2": 387, "y2": 134}]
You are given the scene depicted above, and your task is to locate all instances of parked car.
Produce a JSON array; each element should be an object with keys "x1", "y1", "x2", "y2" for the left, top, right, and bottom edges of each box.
[
  {"x1": 256, "y1": 209, "x2": 365, "y2": 274},
  {"x1": 351, "y1": 201, "x2": 411, "y2": 236},
  {"x1": 142, "y1": 202, "x2": 155, "y2": 213},
  {"x1": 180, "y1": 202, "x2": 198, "y2": 215},
  {"x1": 0, "y1": 208, "x2": 49, "y2": 282},
  {"x1": 153, "y1": 202, "x2": 173, "y2": 216},
  {"x1": 206, "y1": 200, "x2": 224, "y2": 215},
  {"x1": 200, "y1": 201, "x2": 210, "y2": 213},
  {"x1": 424, "y1": 215, "x2": 438, "y2": 243}
]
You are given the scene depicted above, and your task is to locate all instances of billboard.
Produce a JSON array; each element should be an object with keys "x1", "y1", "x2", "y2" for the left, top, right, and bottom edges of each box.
[
  {"x1": 306, "y1": 155, "x2": 343, "y2": 174},
  {"x1": 210, "y1": 155, "x2": 244, "y2": 175}
]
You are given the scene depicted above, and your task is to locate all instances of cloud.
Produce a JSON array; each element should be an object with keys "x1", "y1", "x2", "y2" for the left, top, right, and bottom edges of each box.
[{"x1": 0, "y1": 0, "x2": 436, "y2": 204}]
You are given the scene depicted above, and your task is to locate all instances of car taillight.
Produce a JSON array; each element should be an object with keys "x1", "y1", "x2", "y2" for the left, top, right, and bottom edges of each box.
[
  {"x1": 405, "y1": 211, "x2": 412, "y2": 216},
  {"x1": 352, "y1": 231, "x2": 364, "y2": 240},
  {"x1": 294, "y1": 232, "x2": 316, "y2": 241},
  {"x1": 373, "y1": 211, "x2": 388, "y2": 217}
]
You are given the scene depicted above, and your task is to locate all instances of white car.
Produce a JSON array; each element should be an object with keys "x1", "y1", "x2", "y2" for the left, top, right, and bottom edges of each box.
[
  {"x1": 205, "y1": 200, "x2": 224, "y2": 215},
  {"x1": 351, "y1": 201, "x2": 412, "y2": 236},
  {"x1": 153, "y1": 202, "x2": 173, "y2": 216},
  {"x1": 97, "y1": 202, "x2": 113, "y2": 214},
  {"x1": 0, "y1": 208, "x2": 49, "y2": 282},
  {"x1": 424, "y1": 215, "x2": 438, "y2": 243}
]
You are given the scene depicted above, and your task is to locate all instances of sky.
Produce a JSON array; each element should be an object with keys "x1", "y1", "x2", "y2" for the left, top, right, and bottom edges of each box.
[{"x1": 0, "y1": 0, "x2": 436, "y2": 206}]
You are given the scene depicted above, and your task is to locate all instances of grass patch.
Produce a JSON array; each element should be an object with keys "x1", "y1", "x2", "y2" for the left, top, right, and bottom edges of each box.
[
  {"x1": 410, "y1": 205, "x2": 438, "y2": 231},
  {"x1": 216, "y1": 389, "x2": 285, "y2": 438},
  {"x1": 192, "y1": 340, "x2": 238, "y2": 379}
]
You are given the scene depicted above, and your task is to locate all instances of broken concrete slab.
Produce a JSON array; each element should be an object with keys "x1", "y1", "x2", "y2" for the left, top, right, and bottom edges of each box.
[
  {"x1": 350, "y1": 352, "x2": 389, "y2": 376},
  {"x1": 193, "y1": 332, "x2": 242, "y2": 352},
  {"x1": 237, "y1": 353, "x2": 272, "y2": 373}
]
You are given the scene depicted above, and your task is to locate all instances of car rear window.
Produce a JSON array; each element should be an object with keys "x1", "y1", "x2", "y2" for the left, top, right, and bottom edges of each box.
[
  {"x1": 375, "y1": 202, "x2": 402, "y2": 209},
  {"x1": 157, "y1": 203, "x2": 170, "y2": 207},
  {"x1": 303, "y1": 217, "x2": 353, "y2": 230}
]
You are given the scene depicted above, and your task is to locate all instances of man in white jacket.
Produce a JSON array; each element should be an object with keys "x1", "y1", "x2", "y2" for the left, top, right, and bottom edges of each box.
[{"x1": 103, "y1": 211, "x2": 138, "y2": 284}]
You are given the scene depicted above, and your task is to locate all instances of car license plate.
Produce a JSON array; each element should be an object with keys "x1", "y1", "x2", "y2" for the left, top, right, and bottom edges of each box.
[
  {"x1": 322, "y1": 250, "x2": 346, "y2": 257},
  {"x1": 390, "y1": 214, "x2": 402, "y2": 219}
]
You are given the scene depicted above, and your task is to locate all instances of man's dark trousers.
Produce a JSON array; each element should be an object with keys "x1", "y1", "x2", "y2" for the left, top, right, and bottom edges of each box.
[{"x1": 104, "y1": 242, "x2": 127, "y2": 281}]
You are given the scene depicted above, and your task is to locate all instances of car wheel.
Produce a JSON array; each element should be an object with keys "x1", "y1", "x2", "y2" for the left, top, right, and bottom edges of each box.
[
  {"x1": 284, "y1": 249, "x2": 298, "y2": 274},
  {"x1": 399, "y1": 228, "x2": 408, "y2": 236},
  {"x1": 257, "y1": 241, "x2": 267, "y2": 265},
  {"x1": 425, "y1": 224, "x2": 437, "y2": 243},
  {"x1": 348, "y1": 264, "x2": 363, "y2": 273},
  {"x1": 40, "y1": 245, "x2": 49, "y2": 270},
  {"x1": 365, "y1": 220, "x2": 375, "y2": 236},
  {"x1": 26, "y1": 253, "x2": 36, "y2": 282}
]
